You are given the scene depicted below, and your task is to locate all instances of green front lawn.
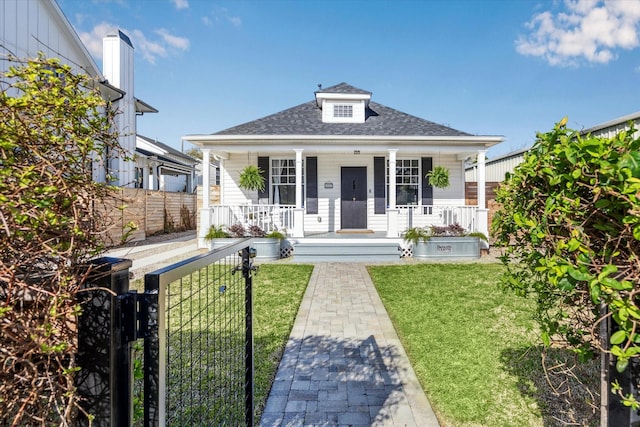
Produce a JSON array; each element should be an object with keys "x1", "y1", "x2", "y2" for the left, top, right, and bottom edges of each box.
[{"x1": 368, "y1": 263, "x2": 598, "y2": 427}]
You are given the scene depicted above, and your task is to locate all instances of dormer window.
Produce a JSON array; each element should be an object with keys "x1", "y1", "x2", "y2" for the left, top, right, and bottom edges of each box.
[
  {"x1": 334, "y1": 104, "x2": 353, "y2": 118},
  {"x1": 315, "y1": 83, "x2": 372, "y2": 124}
]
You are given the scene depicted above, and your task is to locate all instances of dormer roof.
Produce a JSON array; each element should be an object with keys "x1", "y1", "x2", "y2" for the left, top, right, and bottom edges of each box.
[{"x1": 314, "y1": 82, "x2": 372, "y2": 104}]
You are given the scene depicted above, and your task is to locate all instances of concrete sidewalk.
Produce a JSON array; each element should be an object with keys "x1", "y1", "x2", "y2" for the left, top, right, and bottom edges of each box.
[
  {"x1": 259, "y1": 263, "x2": 440, "y2": 427},
  {"x1": 102, "y1": 231, "x2": 203, "y2": 279}
]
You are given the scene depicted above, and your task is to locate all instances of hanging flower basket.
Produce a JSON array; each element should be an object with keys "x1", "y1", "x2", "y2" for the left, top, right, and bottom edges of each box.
[
  {"x1": 239, "y1": 165, "x2": 265, "y2": 192},
  {"x1": 426, "y1": 165, "x2": 450, "y2": 189}
]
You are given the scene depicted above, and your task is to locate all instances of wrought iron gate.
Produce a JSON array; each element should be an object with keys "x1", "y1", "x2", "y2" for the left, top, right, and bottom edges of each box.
[
  {"x1": 78, "y1": 238, "x2": 256, "y2": 426},
  {"x1": 143, "y1": 239, "x2": 256, "y2": 426}
]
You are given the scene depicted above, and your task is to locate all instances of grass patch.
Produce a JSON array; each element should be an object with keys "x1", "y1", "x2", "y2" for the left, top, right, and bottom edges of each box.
[
  {"x1": 253, "y1": 264, "x2": 313, "y2": 421},
  {"x1": 368, "y1": 263, "x2": 598, "y2": 427}
]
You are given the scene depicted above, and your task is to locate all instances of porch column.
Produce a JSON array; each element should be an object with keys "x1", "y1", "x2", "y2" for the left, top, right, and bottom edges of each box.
[
  {"x1": 387, "y1": 149, "x2": 399, "y2": 238},
  {"x1": 476, "y1": 149, "x2": 489, "y2": 242},
  {"x1": 293, "y1": 149, "x2": 304, "y2": 237},
  {"x1": 199, "y1": 148, "x2": 212, "y2": 249}
]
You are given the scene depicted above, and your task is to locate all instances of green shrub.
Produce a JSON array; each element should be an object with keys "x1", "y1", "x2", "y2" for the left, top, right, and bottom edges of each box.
[
  {"x1": 0, "y1": 54, "x2": 121, "y2": 424},
  {"x1": 493, "y1": 117, "x2": 640, "y2": 408}
]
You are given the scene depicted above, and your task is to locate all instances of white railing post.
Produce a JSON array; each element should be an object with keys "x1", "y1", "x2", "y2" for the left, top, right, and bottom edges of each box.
[
  {"x1": 476, "y1": 150, "x2": 489, "y2": 238},
  {"x1": 387, "y1": 149, "x2": 399, "y2": 237},
  {"x1": 198, "y1": 149, "x2": 212, "y2": 249}
]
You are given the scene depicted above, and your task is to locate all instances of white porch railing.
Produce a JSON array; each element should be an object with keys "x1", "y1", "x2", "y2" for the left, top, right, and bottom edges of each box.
[
  {"x1": 396, "y1": 205, "x2": 478, "y2": 232},
  {"x1": 209, "y1": 204, "x2": 295, "y2": 234}
]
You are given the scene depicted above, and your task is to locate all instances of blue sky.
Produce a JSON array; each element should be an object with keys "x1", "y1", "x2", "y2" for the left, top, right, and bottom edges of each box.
[{"x1": 58, "y1": 0, "x2": 640, "y2": 158}]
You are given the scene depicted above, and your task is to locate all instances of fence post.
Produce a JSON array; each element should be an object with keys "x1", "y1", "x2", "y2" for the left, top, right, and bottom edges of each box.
[
  {"x1": 77, "y1": 257, "x2": 133, "y2": 427},
  {"x1": 242, "y1": 247, "x2": 255, "y2": 427},
  {"x1": 606, "y1": 302, "x2": 640, "y2": 427}
]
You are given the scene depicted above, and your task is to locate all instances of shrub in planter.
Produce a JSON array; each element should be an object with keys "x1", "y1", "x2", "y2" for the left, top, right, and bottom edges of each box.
[
  {"x1": 403, "y1": 223, "x2": 482, "y2": 259},
  {"x1": 252, "y1": 228, "x2": 286, "y2": 261}
]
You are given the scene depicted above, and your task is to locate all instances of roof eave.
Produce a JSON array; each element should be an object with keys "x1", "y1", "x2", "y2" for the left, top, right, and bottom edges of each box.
[{"x1": 183, "y1": 134, "x2": 504, "y2": 151}]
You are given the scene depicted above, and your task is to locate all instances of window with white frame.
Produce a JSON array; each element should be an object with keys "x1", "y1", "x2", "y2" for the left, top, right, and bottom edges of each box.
[
  {"x1": 271, "y1": 159, "x2": 304, "y2": 205},
  {"x1": 387, "y1": 159, "x2": 419, "y2": 205},
  {"x1": 333, "y1": 104, "x2": 353, "y2": 118}
]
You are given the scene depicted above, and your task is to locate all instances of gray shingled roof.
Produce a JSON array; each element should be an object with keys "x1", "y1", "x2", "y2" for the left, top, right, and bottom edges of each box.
[
  {"x1": 315, "y1": 82, "x2": 371, "y2": 96},
  {"x1": 213, "y1": 83, "x2": 472, "y2": 137}
]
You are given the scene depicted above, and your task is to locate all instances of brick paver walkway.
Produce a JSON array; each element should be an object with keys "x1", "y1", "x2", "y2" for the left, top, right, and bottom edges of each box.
[{"x1": 259, "y1": 263, "x2": 440, "y2": 427}]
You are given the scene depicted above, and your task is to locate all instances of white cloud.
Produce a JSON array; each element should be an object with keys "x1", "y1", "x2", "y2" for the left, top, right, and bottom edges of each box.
[
  {"x1": 208, "y1": 7, "x2": 242, "y2": 28},
  {"x1": 516, "y1": 0, "x2": 640, "y2": 66},
  {"x1": 171, "y1": 0, "x2": 188, "y2": 10},
  {"x1": 155, "y1": 28, "x2": 190, "y2": 50},
  {"x1": 202, "y1": 16, "x2": 212, "y2": 27},
  {"x1": 78, "y1": 23, "x2": 189, "y2": 65},
  {"x1": 78, "y1": 22, "x2": 118, "y2": 58}
]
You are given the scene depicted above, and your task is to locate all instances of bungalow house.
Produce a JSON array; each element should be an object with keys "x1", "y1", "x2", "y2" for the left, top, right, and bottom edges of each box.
[{"x1": 184, "y1": 83, "x2": 504, "y2": 249}]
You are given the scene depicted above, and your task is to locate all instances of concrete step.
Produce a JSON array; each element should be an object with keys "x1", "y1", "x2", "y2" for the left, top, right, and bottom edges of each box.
[
  {"x1": 105, "y1": 233, "x2": 196, "y2": 261},
  {"x1": 291, "y1": 239, "x2": 402, "y2": 263}
]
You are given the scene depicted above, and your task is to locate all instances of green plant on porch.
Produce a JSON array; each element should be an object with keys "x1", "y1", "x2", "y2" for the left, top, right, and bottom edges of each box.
[
  {"x1": 402, "y1": 226, "x2": 431, "y2": 244},
  {"x1": 239, "y1": 165, "x2": 266, "y2": 192},
  {"x1": 492, "y1": 118, "x2": 640, "y2": 411},
  {"x1": 426, "y1": 165, "x2": 450, "y2": 189},
  {"x1": 204, "y1": 224, "x2": 230, "y2": 240},
  {"x1": 264, "y1": 229, "x2": 286, "y2": 240}
]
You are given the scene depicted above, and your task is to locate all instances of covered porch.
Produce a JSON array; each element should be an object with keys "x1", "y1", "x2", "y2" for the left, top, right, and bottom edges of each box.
[{"x1": 193, "y1": 142, "x2": 492, "y2": 250}]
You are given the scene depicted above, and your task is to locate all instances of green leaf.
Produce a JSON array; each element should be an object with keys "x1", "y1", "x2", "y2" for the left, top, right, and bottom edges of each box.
[
  {"x1": 599, "y1": 265, "x2": 618, "y2": 281},
  {"x1": 616, "y1": 358, "x2": 629, "y2": 373},
  {"x1": 567, "y1": 238, "x2": 582, "y2": 252},
  {"x1": 611, "y1": 330, "x2": 627, "y2": 345},
  {"x1": 620, "y1": 151, "x2": 640, "y2": 177},
  {"x1": 541, "y1": 331, "x2": 550, "y2": 347},
  {"x1": 568, "y1": 267, "x2": 592, "y2": 281}
]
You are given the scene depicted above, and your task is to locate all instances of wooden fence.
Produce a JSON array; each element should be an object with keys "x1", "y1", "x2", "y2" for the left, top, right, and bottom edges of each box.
[
  {"x1": 101, "y1": 189, "x2": 198, "y2": 246},
  {"x1": 465, "y1": 182, "x2": 502, "y2": 237}
]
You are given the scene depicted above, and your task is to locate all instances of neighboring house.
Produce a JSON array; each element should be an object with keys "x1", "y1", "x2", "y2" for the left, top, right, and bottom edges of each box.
[
  {"x1": 465, "y1": 111, "x2": 640, "y2": 235},
  {"x1": 1, "y1": 0, "x2": 157, "y2": 188},
  {"x1": 183, "y1": 83, "x2": 504, "y2": 248},
  {"x1": 466, "y1": 110, "x2": 640, "y2": 186},
  {"x1": 135, "y1": 135, "x2": 197, "y2": 193},
  {"x1": 465, "y1": 148, "x2": 529, "y2": 185},
  {"x1": 582, "y1": 110, "x2": 640, "y2": 139}
]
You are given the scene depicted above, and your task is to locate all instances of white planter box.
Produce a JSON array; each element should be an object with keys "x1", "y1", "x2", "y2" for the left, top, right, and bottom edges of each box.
[{"x1": 413, "y1": 237, "x2": 480, "y2": 259}]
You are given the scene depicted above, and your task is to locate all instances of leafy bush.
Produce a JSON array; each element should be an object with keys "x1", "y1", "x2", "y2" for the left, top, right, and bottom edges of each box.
[
  {"x1": 403, "y1": 223, "x2": 483, "y2": 244},
  {"x1": 493, "y1": 118, "x2": 640, "y2": 409},
  {"x1": 0, "y1": 55, "x2": 120, "y2": 424}
]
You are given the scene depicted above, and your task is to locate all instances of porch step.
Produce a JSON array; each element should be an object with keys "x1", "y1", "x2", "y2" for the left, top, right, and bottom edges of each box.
[{"x1": 290, "y1": 238, "x2": 403, "y2": 263}]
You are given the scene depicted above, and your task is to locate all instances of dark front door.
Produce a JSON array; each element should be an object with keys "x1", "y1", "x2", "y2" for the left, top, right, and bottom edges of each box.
[{"x1": 341, "y1": 167, "x2": 367, "y2": 229}]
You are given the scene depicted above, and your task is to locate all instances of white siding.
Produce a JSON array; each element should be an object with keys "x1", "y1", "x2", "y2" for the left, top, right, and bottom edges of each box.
[
  {"x1": 589, "y1": 119, "x2": 640, "y2": 140},
  {"x1": 222, "y1": 153, "x2": 258, "y2": 206},
  {"x1": 1, "y1": 0, "x2": 99, "y2": 77},
  {"x1": 431, "y1": 154, "x2": 465, "y2": 205},
  {"x1": 466, "y1": 150, "x2": 527, "y2": 183},
  {"x1": 221, "y1": 151, "x2": 467, "y2": 233}
]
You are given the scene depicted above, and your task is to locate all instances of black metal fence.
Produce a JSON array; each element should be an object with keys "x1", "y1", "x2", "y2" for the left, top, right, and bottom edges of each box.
[
  {"x1": 144, "y1": 239, "x2": 256, "y2": 426},
  {"x1": 78, "y1": 238, "x2": 256, "y2": 426}
]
